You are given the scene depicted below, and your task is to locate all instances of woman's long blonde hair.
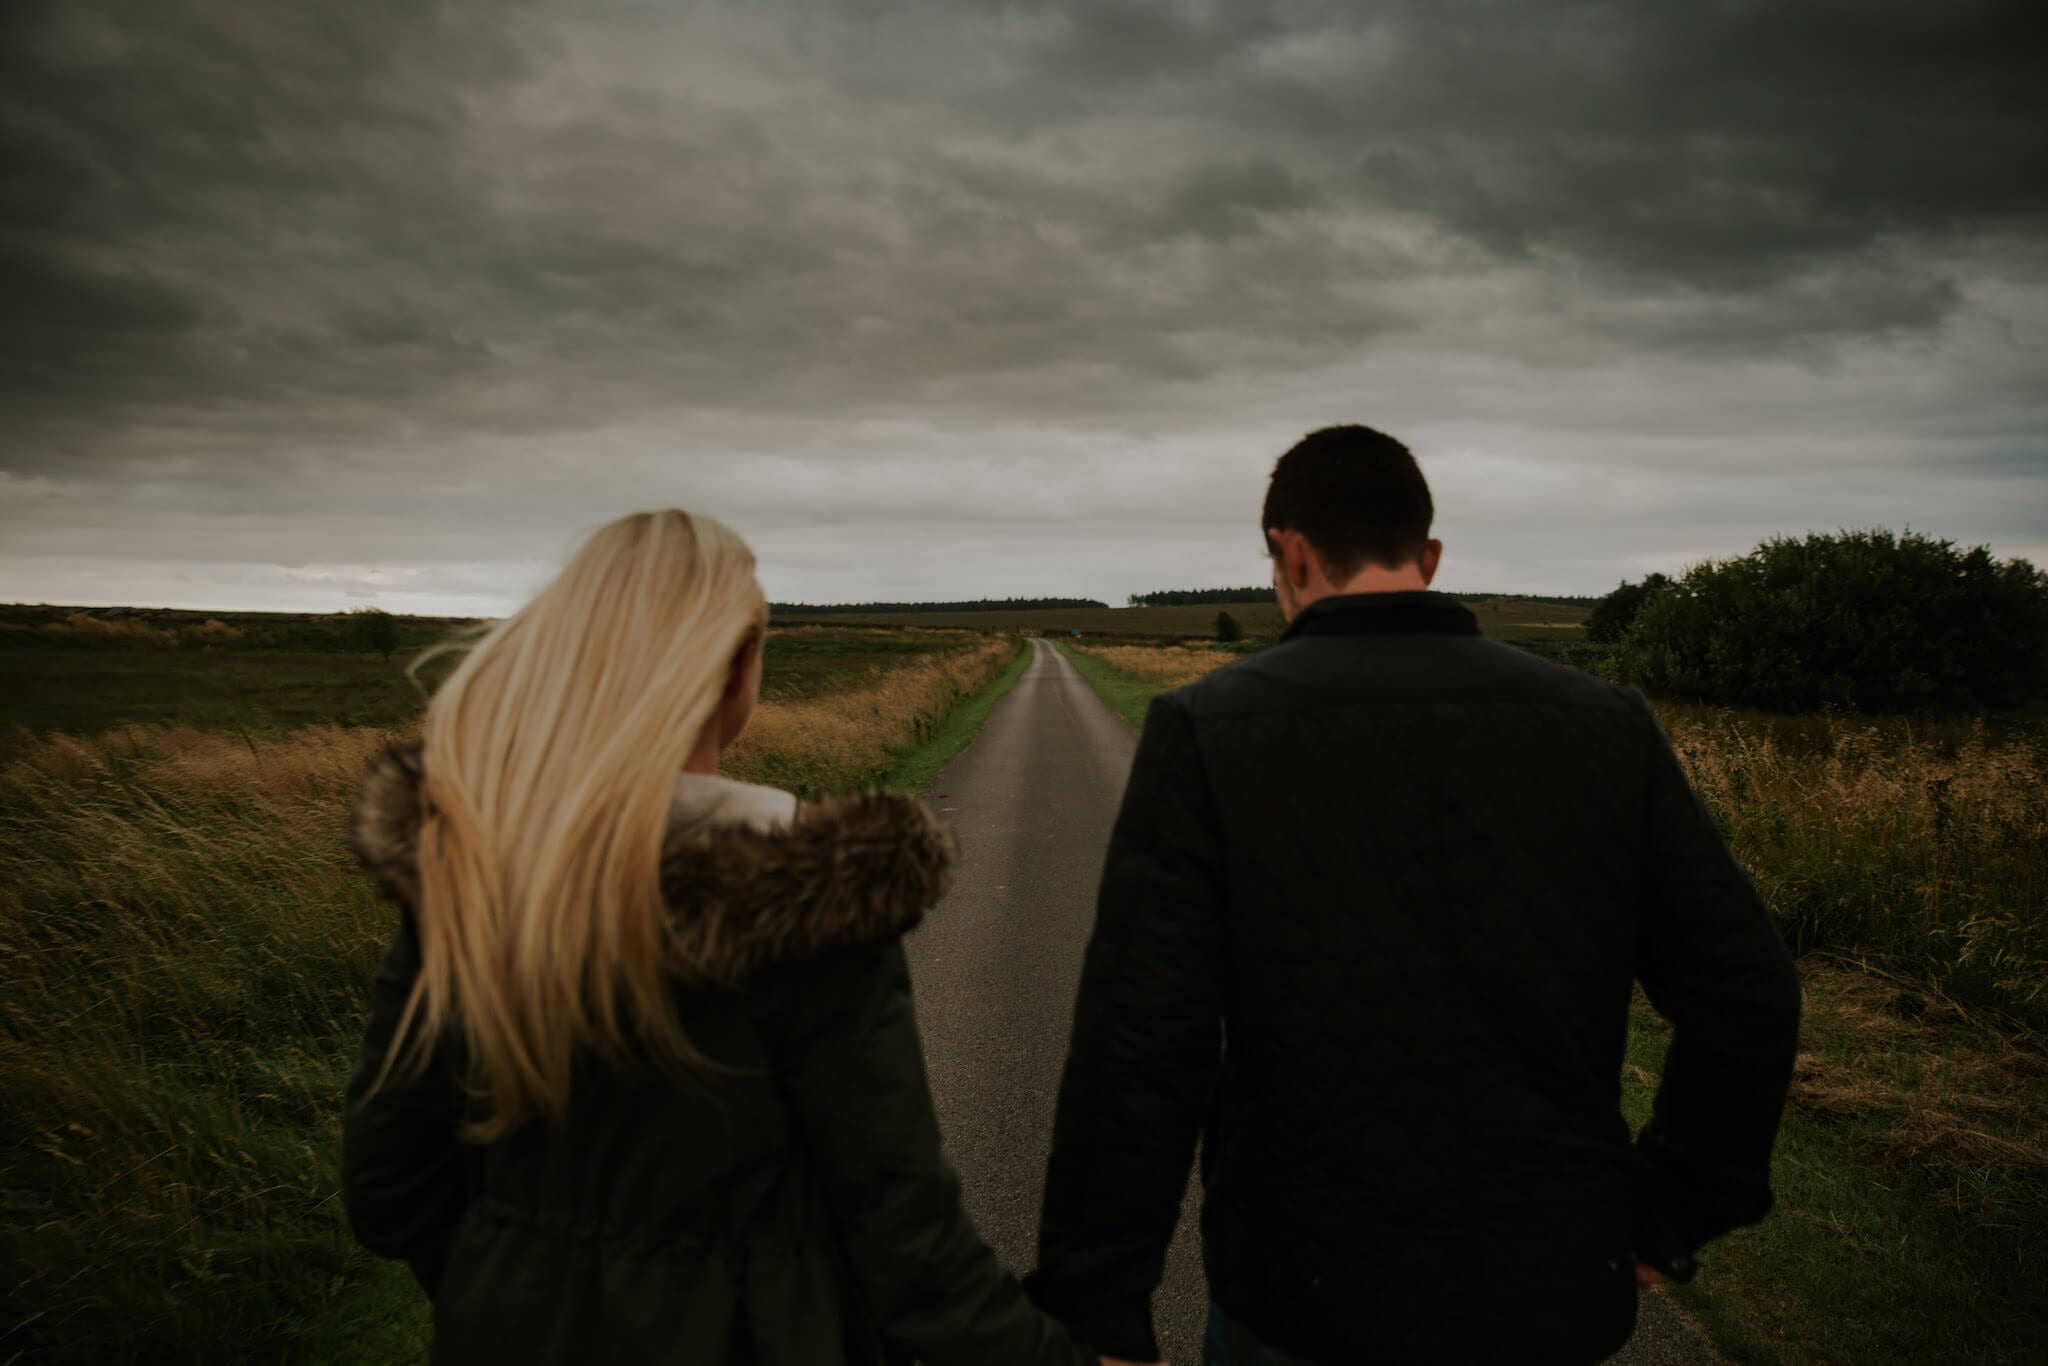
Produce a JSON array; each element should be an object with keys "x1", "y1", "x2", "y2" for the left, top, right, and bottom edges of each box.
[{"x1": 382, "y1": 509, "x2": 768, "y2": 1140}]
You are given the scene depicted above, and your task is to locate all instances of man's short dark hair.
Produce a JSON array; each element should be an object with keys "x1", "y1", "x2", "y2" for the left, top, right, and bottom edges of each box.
[{"x1": 1262, "y1": 425, "x2": 1433, "y2": 580}]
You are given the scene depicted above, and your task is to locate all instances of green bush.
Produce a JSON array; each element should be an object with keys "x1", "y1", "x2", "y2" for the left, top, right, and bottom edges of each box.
[
  {"x1": 346, "y1": 608, "x2": 401, "y2": 661},
  {"x1": 1214, "y1": 610, "x2": 1243, "y2": 643},
  {"x1": 1506, "y1": 638, "x2": 1623, "y2": 680},
  {"x1": 1585, "y1": 573, "x2": 1671, "y2": 644},
  {"x1": 1622, "y1": 531, "x2": 2048, "y2": 712}
]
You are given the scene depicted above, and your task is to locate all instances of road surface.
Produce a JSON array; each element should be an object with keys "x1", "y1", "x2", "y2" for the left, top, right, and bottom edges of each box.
[{"x1": 906, "y1": 638, "x2": 1720, "y2": 1365}]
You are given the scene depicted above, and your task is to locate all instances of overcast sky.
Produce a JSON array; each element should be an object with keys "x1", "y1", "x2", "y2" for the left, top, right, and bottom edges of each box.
[{"x1": 4, "y1": 0, "x2": 2044, "y2": 614}]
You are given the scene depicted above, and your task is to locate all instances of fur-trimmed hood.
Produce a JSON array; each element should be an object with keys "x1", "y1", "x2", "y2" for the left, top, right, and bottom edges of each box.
[{"x1": 348, "y1": 742, "x2": 955, "y2": 984}]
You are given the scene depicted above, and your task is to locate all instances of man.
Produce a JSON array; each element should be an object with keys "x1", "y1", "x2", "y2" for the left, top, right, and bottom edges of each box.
[{"x1": 1025, "y1": 426, "x2": 1801, "y2": 1365}]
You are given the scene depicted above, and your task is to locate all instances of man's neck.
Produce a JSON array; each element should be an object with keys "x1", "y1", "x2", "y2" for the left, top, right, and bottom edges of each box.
[
  {"x1": 1329, "y1": 564, "x2": 1433, "y2": 595},
  {"x1": 1283, "y1": 566, "x2": 1433, "y2": 622}
]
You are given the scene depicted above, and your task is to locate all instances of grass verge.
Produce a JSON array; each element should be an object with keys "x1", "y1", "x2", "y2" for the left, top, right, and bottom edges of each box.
[
  {"x1": 724, "y1": 637, "x2": 1018, "y2": 795},
  {"x1": 882, "y1": 639, "x2": 1031, "y2": 791},
  {"x1": 1626, "y1": 966, "x2": 2047, "y2": 1364},
  {"x1": 1053, "y1": 641, "x2": 1160, "y2": 729}
]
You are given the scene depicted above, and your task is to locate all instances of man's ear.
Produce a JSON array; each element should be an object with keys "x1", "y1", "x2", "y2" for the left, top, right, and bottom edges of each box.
[
  {"x1": 1267, "y1": 528, "x2": 1314, "y2": 590},
  {"x1": 1419, "y1": 538, "x2": 1443, "y2": 586}
]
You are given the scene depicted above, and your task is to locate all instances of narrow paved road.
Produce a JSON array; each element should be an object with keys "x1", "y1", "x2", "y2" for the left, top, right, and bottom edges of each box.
[
  {"x1": 906, "y1": 638, "x2": 1719, "y2": 1366},
  {"x1": 905, "y1": 638, "x2": 1208, "y2": 1364}
]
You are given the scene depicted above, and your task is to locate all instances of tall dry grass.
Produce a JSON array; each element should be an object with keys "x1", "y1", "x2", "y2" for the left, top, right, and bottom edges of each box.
[
  {"x1": 0, "y1": 638, "x2": 1018, "y2": 1360},
  {"x1": 1663, "y1": 711, "x2": 2048, "y2": 1012},
  {"x1": 1, "y1": 725, "x2": 400, "y2": 1360},
  {"x1": 1067, "y1": 643, "x2": 1234, "y2": 691},
  {"x1": 725, "y1": 637, "x2": 1015, "y2": 793}
]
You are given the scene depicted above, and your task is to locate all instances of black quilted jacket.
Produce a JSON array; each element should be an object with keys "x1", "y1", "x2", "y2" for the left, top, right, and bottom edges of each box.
[{"x1": 1026, "y1": 592, "x2": 1802, "y2": 1365}]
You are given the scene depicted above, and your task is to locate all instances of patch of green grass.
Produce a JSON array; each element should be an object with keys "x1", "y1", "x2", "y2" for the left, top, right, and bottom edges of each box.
[
  {"x1": 1053, "y1": 641, "x2": 1156, "y2": 729},
  {"x1": 882, "y1": 641, "x2": 1031, "y2": 791},
  {"x1": 291, "y1": 1259, "x2": 430, "y2": 1366},
  {"x1": 1624, "y1": 967, "x2": 2048, "y2": 1365}
]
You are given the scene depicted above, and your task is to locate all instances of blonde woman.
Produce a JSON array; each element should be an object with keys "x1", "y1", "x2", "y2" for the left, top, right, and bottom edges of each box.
[{"x1": 343, "y1": 510, "x2": 1094, "y2": 1366}]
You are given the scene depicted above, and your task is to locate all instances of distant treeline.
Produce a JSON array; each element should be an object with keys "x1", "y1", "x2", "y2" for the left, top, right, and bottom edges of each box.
[
  {"x1": 772, "y1": 597, "x2": 1108, "y2": 615},
  {"x1": 1443, "y1": 591, "x2": 1601, "y2": 607},
  {"x1": 0, "y1": 603, "x2": 471, "y2": 654},
  {"x1": 1127, "y1": 588, "x2": 1277, "y2": 606},
  {"x1": 1127, "y1": 587, "x2": 1597, "y2": 607}
]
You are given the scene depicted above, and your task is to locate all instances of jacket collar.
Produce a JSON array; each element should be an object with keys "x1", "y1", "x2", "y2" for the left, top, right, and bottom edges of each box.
[
  {"x1": 349, "y1": 741, "x2": 954, "y2": 985},
  {"x1": 1278, "y1": 591, "x2": 1481, "y2": 643}
]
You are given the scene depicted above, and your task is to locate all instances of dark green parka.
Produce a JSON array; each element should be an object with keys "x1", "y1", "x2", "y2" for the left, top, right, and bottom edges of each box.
[{"x1": 343, "y1": 744, "x2": 1091, "y2": 1366}]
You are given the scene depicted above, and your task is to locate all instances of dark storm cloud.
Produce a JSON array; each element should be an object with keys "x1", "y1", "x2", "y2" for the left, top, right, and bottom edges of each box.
[
  {"x1": 7, "y1": 1, "x2": 2035, "y2": 431},
  {"x1": 0, "y1": 0, "x2": 543, "y2": 446},
  {"x1": 0, "y1": 0, "x2": 2042, "y2": 608},
  {"x1": 1006, "y1": 1, "x2": 2048, "y2": 265}
]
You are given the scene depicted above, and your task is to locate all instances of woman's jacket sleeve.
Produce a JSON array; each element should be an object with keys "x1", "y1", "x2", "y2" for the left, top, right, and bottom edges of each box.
[
  {"x1": 770, "y1": 941, "x2": 1095, "y2": 1366},
  {"x1": 340, "y1": 907, "x2": 468, "y2": 1298}
]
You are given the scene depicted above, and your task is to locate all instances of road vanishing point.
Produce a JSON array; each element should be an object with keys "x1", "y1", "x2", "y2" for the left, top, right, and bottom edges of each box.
[{"x1": 906, "y1": 637, "x2": 1723, "y2": 1366}]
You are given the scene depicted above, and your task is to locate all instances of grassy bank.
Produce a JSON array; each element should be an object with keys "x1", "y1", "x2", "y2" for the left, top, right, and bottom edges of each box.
[
  {"x1": 881, "y1": 641, "x2": 1032, "y2": 792},
  {"x1": 1059, "y1": 640, "x2": 2048, "y2": 1365},
  {"x1": 1056, "y1": 640, "x2": 1190, "y2": 728},
  {"x1": 723, "y1": 636, "x2": 1018, "y2": 794},
  {"x1": 0, "y1": 633, "x2": 1025, "y2": 1363}
]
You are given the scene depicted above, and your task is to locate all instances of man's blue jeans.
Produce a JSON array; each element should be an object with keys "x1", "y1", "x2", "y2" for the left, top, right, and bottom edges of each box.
[{"x1": 1204, "y1": 1303, "x2": 1323, "y2": 1366}]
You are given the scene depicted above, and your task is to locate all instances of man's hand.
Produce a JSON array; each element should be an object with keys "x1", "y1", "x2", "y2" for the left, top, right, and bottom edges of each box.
[{"x1": 1635, "y1": 1263, "x2": 1666, "y2": 1287}]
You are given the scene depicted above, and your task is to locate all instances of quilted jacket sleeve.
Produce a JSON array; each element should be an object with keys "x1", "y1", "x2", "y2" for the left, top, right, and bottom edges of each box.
[
  {"x1": 1026, "y1": 692, "x2": 1226, "y2": 1363},
  {"x1": 776, "y1": 941, "x2": 1095, "y2": 1366},
  {"x1": 340, "y1": 906, "x2": 469, "y2": 1298},
  {"x1": 1629, "y1": 694, "x2": 1803, "y2": 1276}
]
